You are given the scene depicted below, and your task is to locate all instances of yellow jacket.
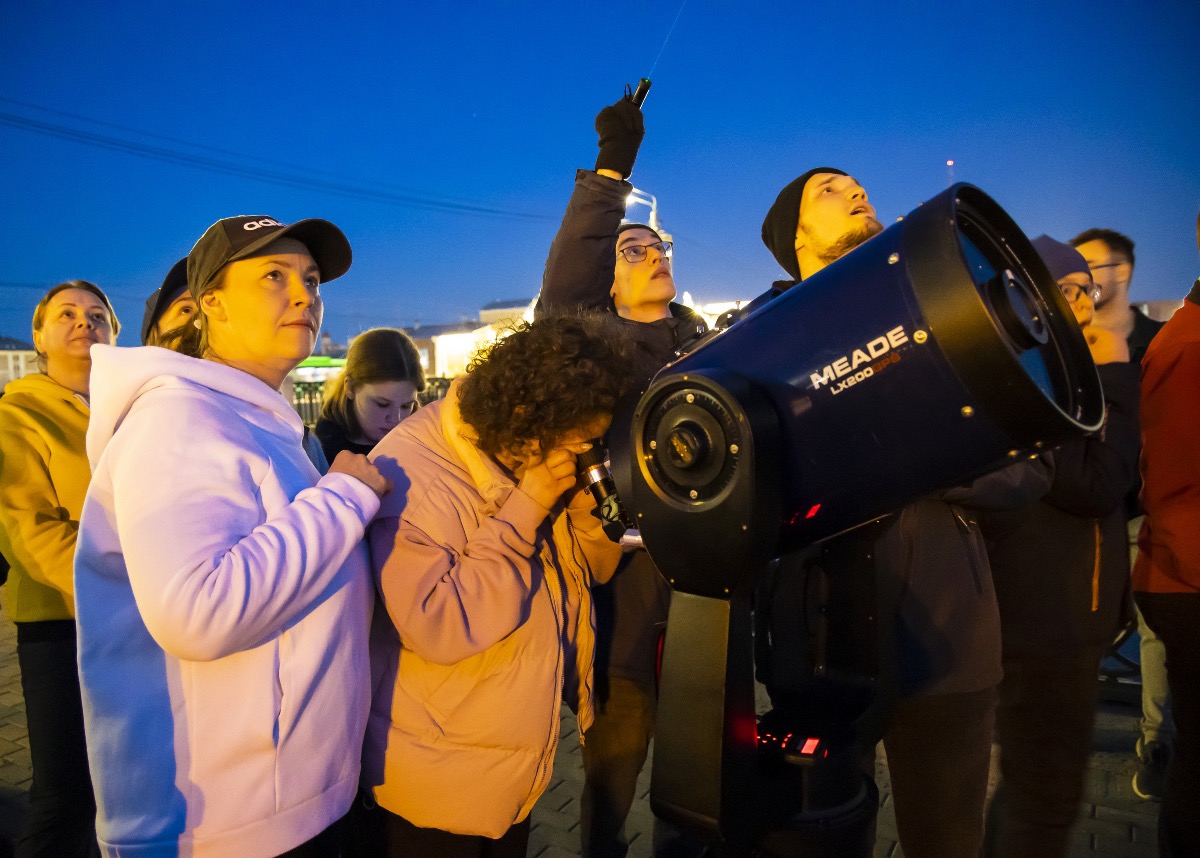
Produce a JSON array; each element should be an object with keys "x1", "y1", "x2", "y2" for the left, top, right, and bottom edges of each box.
[{"x1": 0, "y1": 373, "x2": 91, "y2": 622}]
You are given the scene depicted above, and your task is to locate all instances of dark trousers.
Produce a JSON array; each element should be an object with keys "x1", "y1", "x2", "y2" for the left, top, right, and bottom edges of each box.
[
  {"x1": 883, "y1": 686, "x2": 996, "y2": 858},
  {"x1": 580, "y1": 676, "x2": 709, "y2": 858},
  {"x1": 382, "y1": 810, "x2": 529, "y2": 858},
  {"x1": 1136, "y1": 592, "x2": 1200, "y2": 858},
  {"x1": 340, "y1": 790, "x2": 388, "y2": 857},
  {"x1": 14, "y1": 623, "x2": 98, "y2": 858},
  {"x1": 985, "y1": 644, "x2": 1107, "y2": 858},
  {"x1": 581, "y1": 676, "x2": 656, "y2": 858},
  {"x1": 275, "y1": 817, "x2": 344, "y2": 857}
]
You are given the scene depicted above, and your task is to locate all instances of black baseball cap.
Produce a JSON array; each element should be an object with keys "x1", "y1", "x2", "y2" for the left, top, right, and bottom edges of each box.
[
  {"x1": 186, "y1": 215, "x2": 352, "y2": 298},
  {"x1": 140, "y1": 257, "x2": 188, "y2": 345}
]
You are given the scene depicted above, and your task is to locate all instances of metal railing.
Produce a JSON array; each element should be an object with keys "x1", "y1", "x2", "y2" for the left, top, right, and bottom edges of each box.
[{"x1": 291, "y1": 377, "x2": 453, "y2": 427}]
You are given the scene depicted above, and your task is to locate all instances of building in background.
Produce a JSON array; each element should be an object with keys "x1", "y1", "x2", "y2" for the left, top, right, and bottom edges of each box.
[
  {"x1": 479, "y1": 298, "x2": 533, "y2": 327},
  {"x1": 0, "y1": 337, "x2": 36, "y2": 387},
  {"x1": 1143, "y1": 300, "x2": 1186, "y2": 322}
]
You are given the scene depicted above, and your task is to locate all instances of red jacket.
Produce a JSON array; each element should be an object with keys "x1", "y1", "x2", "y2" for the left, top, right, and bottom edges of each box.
[{"x1": 1134, "y1": 282, "x2": 1200, "y2": 594}]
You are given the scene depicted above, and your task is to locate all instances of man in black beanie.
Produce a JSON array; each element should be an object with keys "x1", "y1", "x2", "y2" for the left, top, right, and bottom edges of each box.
[
  {"x1": 536, "y1": 94, "x2": 707, "y2": 858},
  {"x1": 760, "y1": 168, "x2": 882, "y2": 282},
  {"x1": 754, "y1": 170, "x2": 1050, "y2": 858}
]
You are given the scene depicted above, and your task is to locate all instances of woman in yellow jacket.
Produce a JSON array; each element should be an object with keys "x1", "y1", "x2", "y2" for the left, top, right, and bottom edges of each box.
[{"x1": 0, "y1": 280, "x2": 118, "y2": 857}]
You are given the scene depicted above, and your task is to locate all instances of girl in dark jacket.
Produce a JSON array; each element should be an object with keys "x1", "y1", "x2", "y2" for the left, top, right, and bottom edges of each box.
[{"x1": 315, "y1": 327, "x2": 426, "y2": 461}]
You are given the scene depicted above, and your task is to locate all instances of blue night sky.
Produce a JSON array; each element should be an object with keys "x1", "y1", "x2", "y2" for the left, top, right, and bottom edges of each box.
[{"x1": 2, "y1": 0, "x2": 1198, "y2": 344}]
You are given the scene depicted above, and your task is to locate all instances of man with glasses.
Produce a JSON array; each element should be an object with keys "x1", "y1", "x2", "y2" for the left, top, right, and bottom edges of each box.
[
  {"x1": 1070, "y1": 228, "x2": 1171, "y2": 801},
  {"x1": 536, "y1": 93, "x2": 706, "y2": 858},
  {"x1": 979, "y1": 236, "x2": 1138, "y2": 857},
  {"x1": 1071, "y1": 229, "x2": 1164, "y2": 364}
]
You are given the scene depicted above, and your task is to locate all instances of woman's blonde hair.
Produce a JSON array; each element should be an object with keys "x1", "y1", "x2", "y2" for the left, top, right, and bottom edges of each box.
[{"x1": 318, "y1": 328, "x2": 426, "y2": 439}]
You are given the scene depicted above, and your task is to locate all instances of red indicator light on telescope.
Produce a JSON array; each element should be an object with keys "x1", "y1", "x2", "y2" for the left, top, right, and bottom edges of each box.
[
  {"x1": 800, "y1": 737, "x2": 820, "y2": 755},
  {"x1": 805, "y1": 504, "x2": 821, "y2": 519}
]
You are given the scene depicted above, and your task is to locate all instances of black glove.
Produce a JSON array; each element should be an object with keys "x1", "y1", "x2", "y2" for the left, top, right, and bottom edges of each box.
[{"x1": 594, "y1": 96, "x2": 645, "y2": 179}]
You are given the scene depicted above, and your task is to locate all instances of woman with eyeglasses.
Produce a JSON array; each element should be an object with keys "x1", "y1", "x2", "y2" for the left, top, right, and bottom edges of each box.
[
  {"x1": 0, "y1": 280, "x2": 118, "y2": 857},
  {"x1": 315, "y1": 327, "x2": 426, "y2": 462},
  {"x1": 979, "y1": 236, "x2": 1139, "y2": 857}
]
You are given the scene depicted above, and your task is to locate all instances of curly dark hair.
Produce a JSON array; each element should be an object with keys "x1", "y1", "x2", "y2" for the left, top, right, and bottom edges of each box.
[{"x1": 458, "y1": 313, "x2": 638, "y2": 459}]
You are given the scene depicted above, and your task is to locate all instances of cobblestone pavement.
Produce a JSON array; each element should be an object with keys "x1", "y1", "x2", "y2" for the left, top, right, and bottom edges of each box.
[
  {"x1": 530, "y1": 700, "x2": 1159, "y2": 858},
  {"x1": 0, "y1": 605, "x2": 1159, "y2": 856},
  {"x1": 0, "y1": 607, "x2": 29, "y2": 857}
]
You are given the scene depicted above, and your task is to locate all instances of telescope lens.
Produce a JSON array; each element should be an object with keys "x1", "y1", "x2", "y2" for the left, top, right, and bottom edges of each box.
[
  {"x1": 641, "y1": 385, "x2": 741, "y2": 506},
  {"x1": 956, "y1": 211, "x2": 1070, "y2": 412}
]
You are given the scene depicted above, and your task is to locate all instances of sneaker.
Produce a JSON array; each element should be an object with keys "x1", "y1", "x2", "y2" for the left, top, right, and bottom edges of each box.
[{"x1": 1133, "y1": 738, "x2": 1170, "y2": 800}]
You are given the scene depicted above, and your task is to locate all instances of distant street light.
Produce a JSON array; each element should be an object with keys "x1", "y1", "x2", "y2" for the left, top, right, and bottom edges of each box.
[{"x1": 626, "y1": 187, "x2": 667, "y2": 238}]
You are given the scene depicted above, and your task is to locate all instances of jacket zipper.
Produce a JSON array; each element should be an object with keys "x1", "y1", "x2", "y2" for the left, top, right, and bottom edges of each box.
[
  {"x1": 566, "y1": 514, "x2": 593, "y2": 748},
  {"x1": 525, "y1": 537, "x2": 566, "y2": 816},
  {"x1": 1091, "y1": 522, "x2": 1101, "y2": 612}
]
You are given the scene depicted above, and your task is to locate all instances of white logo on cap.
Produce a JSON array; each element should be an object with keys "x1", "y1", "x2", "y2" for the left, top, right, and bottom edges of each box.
[{"x1": 243, "y1": 218, "x2": 284, "y2": 231}]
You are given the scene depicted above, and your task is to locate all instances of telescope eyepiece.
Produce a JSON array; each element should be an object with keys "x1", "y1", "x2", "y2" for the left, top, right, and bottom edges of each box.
[
  {"x1": 577, "y1": 439, "x2": 630, "y2": 542},
  {"x1": 667, "y1": 422, "x2": 710, "y2": 469}
]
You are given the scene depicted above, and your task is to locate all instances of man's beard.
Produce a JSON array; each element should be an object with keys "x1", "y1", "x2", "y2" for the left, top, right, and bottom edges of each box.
[{"x1": 815, "y1": 217, "x2": 885, "y2": 265}]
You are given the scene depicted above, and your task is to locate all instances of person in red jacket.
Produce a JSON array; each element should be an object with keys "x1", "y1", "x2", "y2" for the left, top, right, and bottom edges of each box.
[{"x1": 1133, "y1": 214, "x2": 1200, "y2": 858}]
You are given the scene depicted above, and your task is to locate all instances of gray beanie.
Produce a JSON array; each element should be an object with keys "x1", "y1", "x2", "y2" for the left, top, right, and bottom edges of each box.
[{"x1": 1031, "y1": 235, "x2": 1090, "y2": 282}]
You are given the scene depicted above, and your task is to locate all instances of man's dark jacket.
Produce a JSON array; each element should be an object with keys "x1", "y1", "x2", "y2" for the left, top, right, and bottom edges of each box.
[
  {"x1": 979, "y1": 364, "x2": 1140, "y2": 655},
  {"x1": 536, "y1": 168, "x2": 707, "y2": 691}
]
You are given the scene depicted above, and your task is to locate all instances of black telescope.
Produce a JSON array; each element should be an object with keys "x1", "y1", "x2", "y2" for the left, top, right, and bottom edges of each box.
[{"x1": 606, "y1": 183, "x2": 1103, "y2": 854}]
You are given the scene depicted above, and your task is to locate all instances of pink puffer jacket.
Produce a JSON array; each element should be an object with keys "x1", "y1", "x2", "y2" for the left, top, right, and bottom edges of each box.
[{"x1": 364, "y1": 385, "x2": 621, "y2": 837}]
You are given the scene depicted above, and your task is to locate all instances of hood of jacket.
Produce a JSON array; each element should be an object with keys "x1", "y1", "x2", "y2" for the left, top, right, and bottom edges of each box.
[
  {"x1": 2, "y1": 371, "x2": 89, "y2": 411},
  {"x1": 85, "y1": 344, "x2": 305, "y2": 468},
  {"x1": 437, "y1": 378, "x2": 513, "y2": 511}
]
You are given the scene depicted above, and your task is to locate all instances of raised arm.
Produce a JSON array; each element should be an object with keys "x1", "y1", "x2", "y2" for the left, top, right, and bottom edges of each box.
[{"x1": 536, "y1": 96, "x2": 645, "y2": 318}]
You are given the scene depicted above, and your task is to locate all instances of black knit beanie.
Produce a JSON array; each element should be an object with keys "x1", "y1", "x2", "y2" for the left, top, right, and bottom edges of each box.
[
  {"x1": 761, "y1": 167, "x2": 846, "y2": 281},
  {"x1": 617, "y1": 221, "x2": 662, "y2": 242}
]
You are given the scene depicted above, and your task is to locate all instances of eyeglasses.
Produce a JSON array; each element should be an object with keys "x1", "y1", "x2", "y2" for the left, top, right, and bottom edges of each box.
[
  {"x1": 1089, "y1": 260, "x2": 1130, "y2": 272},
  {"x1": 616, "y1": 241, "x2": 673, "y2": 264},
  {"x1": 1059, "y1": 284, "x2": 1101, "y2": 302}
]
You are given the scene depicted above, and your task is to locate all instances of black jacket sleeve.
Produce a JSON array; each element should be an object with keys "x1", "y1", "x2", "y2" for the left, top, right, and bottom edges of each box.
[
  {"x1": 535, "y1": 169, "x2": 629, "y2": 318},
  {"x1": 938, "y1": 455, "x2": 1054, "y2": 511},
  {"x1": 1043, "y1": 362, "x2": 1140, "y2": 518}
]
